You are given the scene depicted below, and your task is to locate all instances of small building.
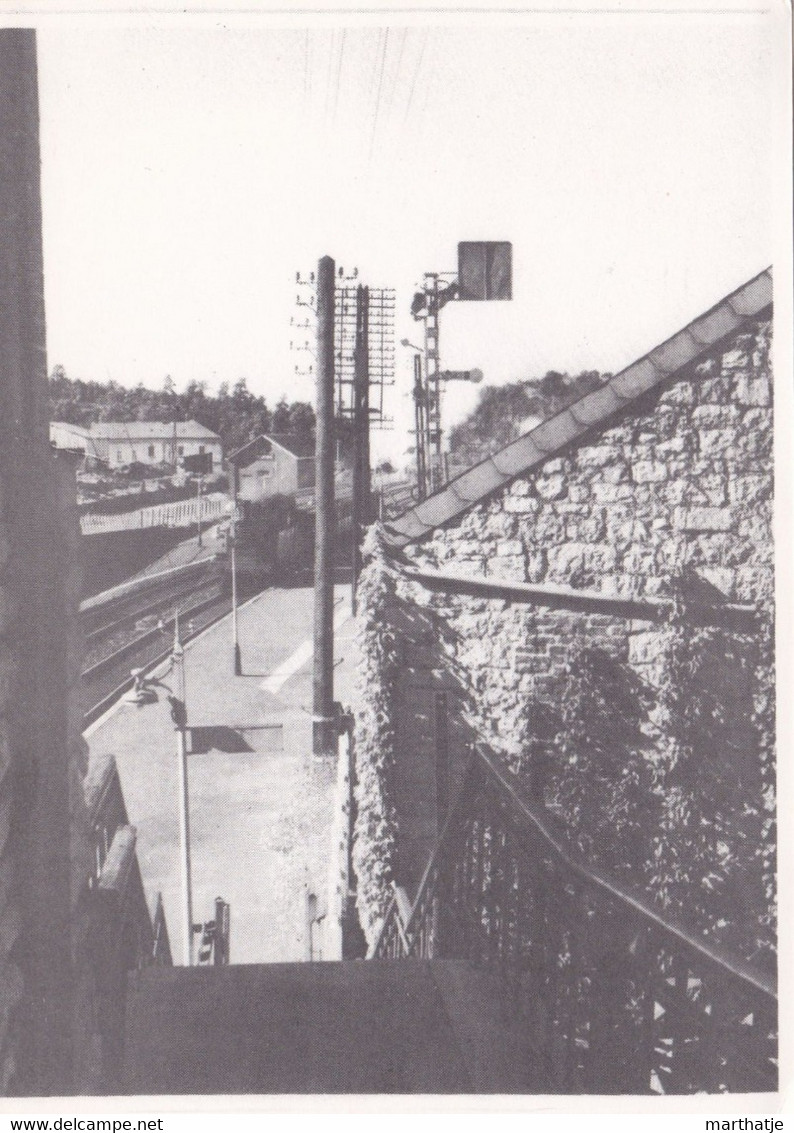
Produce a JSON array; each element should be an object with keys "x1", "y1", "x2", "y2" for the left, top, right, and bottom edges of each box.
[
  {"x1": 229, "y1": 433, "x2": 315, "y2": 502},
  {"x1": 68, "y1": 420, "x2": 223, "y2": 471},
  {"x1": 49, "y1": 421, "x2": 107, "y2": 464}
]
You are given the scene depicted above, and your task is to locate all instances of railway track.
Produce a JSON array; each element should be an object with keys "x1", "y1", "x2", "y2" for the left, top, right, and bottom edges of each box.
[
  {"x1": 81, "y1": 563, "x2": 237, "y2": 729},
  {"x1": 81, "y1": 559, "x2": 216, "y2": 637},
  {"x1": 83, "y1": 576, "x2": 223, "y2": 667}
]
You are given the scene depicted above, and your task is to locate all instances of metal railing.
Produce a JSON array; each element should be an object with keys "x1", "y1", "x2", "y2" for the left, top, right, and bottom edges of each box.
[
  {"x1": 85, "y1": 754, "x2": 172, "y2": 967},
  {"x1": 372, "y1": 746, "x2": 777, "y2": 1095}
]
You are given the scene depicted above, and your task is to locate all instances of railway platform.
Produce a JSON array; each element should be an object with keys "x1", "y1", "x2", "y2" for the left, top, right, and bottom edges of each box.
[{"x1": 85, "y1": 583, "x2": 356, "y2": 965}]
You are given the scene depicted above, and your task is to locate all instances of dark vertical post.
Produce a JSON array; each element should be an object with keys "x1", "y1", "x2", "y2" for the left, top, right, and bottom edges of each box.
[
  {"x1": 360, "y1": 292, "x2": 371, "y2": 527},
  {"x1": 351, "y1": 285, "x2": 370, "y2": 610},
  {"x1": 213, "y1": 897, "x2": 229, "y2": 966},
  {"x1": 413, "y1": 353, "x2": 427, "y2": 500},
  {"x1": 196, "y1": 472, "x2": 203, "y2": 546},
  {"x1": 434, "y1": 691, "x2": 449, "y2": 829},
  {"x1": 230, "y1": 482, "x2": 242, "y2": 675},
  {"x1": 313, "y1": 255, "x2": 337, "y2": 757}
]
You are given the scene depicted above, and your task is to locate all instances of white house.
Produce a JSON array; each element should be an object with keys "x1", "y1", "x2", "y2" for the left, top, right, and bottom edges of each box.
[
  {"x1": 228, "y1": 433, "x2": 315, "y2": 501},
  {"x1": 49, "y1": 420, "x2": 223, "y2": 471}
]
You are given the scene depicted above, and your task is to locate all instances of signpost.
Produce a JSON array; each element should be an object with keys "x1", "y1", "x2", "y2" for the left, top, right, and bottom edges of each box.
[
  {"x1": 183, "y1": 451, "x2": 213, "y2": 546},
  {"x1": 410, "y1": 242, "x2": 512, "y2": 493}
]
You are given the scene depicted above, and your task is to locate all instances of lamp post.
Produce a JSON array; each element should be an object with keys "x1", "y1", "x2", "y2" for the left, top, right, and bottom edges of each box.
[
  {"x1": 196, "y1": 473, "x2": 203, "y2": 547},
  {"x1": 169, "y1": 612, "x2": 194, "y2": 966}
]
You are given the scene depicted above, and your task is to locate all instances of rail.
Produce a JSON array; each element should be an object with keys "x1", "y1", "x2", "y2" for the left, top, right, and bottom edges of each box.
[
  {"x1": 80, "y1": 557, "x2": 214, "y2": 616},
  {"x1": 372, "y1": 746, "x2": 777, "y2": 1095},
  {"x1": 81, "y1": 586, "x2": 233, "y2": 728}
]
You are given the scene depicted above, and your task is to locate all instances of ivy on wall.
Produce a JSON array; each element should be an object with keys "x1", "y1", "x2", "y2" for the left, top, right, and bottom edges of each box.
[
  {"x1": 536, "y1": 596, "x2": 774, "y2": 963},
  {"x1": 351, "y1": 526, "x2": 401, "y2": 947}
]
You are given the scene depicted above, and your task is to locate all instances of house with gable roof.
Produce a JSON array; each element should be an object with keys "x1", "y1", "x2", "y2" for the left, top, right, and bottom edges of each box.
[
  {"x1": 228, "y1": 433, "x2": 316, "y2": 501},
  {"x1": 87, "y1": 419, "x2": 223, "y2": 470},
  {"x1": 354, "y1": 268, "x2": 775, "y2": 967}
]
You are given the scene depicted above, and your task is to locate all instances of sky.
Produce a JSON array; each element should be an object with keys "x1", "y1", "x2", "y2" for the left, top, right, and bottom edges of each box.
[{"x1": 31, "y1": 7, "x2": 782, "y2": 463}]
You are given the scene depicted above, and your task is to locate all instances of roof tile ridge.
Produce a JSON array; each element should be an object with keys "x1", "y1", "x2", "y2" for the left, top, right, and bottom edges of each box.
[{"x1": 382, "y1": 268, "x2": 773, "y2": 546}]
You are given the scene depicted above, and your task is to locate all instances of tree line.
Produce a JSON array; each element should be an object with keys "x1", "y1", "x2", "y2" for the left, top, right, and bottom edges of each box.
[
  {"x1": 48, "y1": 366, "x2": 324, "y2": 456},
  {"x1": 449, "y1": 369, "x2": 609, "y2": 466}
]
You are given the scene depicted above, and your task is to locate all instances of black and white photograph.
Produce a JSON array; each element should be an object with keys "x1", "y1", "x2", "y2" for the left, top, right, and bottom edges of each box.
[{"x1": 0, "y1": 0, "x2": 790, "y2": 1111}]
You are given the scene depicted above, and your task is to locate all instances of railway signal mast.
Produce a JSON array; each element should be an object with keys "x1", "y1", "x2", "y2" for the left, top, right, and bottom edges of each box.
[{"x1": 410, "y1": 241, "x2": 512, "y2": 496}]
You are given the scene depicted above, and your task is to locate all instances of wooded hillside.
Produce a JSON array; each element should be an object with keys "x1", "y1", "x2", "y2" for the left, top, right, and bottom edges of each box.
[{"x1": 449, "y1": 369, "x2": 609, "y2": 465}]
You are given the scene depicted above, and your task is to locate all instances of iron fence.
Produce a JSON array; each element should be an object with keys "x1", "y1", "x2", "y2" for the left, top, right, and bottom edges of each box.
[{"x1": 372, "y1": 746, "x2": 776, "y2": 1095}]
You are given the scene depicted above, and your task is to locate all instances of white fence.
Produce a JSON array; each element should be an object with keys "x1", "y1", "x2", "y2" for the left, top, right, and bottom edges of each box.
[{"x1": 80, "y1": 493, "x2": 229, "y2": 535}]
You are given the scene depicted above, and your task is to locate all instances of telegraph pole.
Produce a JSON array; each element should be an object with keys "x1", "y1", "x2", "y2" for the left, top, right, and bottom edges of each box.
[
  {"x1": 413, "y1": 352, "x2": 428, "y2": 500},
  {"x1": 423, "y1": 274, "x2": 442, "y2": 492},
  {"x1": 351, "y1": 284, "x2": 371, "y2": 608},
  {"x1": 313, "y1": 255, "x2": 337, "y2": 758}
]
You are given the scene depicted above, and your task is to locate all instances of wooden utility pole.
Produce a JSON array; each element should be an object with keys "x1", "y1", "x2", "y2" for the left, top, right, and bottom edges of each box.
[
  {"x1": 313, "y1": 255, "x2": 337, "y2": 758},
  {"x1": 351, "y1": 285, "x2": 371, "y2": 609}
]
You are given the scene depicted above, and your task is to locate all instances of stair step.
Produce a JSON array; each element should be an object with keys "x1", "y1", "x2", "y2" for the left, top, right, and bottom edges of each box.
[{"x1": 123, "y1": 959, "x2": 535, "y2": 1095}]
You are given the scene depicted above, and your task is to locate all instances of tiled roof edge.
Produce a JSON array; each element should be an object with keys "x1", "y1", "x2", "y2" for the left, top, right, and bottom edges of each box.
[{"x1": 382, "y1": 268, "x2": 772, "y2": 548}]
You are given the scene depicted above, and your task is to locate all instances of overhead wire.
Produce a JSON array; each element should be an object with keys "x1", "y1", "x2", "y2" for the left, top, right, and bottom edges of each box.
[
  {"x1": 376, "y1": 26, "x2": 407, "y2": 152},
  {"x1": 402, "y1": 29, "x2": 428, "y2": 128},
  {"x1": 332, "y1": 29, "x2": 346, "y2": 124},
  {"x1": 368, "y1": 28, "x2": 390, "y2": 161},
  {"x1": 324, "y1": 29, "x2": 337, "y2": 130},
  {"x1": 416, "y1": 30, "x2": 435, "y2": 135},
  {"x1": 304, "y1": 30, "x2": 311, "y2": 105},
  {"x1": 302, "y1": 28, "x2": 309, "y2": 114},
  {"x1": 390, "y1": 27, "x2": 408, "y2": 124}
]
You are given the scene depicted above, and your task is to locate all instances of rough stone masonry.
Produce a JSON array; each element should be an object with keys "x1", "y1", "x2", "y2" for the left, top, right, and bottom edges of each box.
[{"x1": 355, "y1": 315, "x2": 774, "y2": 962}]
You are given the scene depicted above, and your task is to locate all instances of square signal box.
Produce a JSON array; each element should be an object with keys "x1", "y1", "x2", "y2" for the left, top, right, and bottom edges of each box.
[{"x1": 457, "y1": 241, "x2": 512, "y2": 301}]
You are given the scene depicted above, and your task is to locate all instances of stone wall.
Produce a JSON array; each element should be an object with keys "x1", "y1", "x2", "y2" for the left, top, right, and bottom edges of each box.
[
  {"x1": 416, "y1": 320, "x2": 772, "y2": 606},
  {"x1": 354, "y1": 317, "x2": 774, "y2": 962}
]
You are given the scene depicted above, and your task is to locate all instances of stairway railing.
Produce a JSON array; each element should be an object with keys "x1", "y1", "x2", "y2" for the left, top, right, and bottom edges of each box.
[
  {"x1": 86, "y1": 754, "x2": 172, "y2": 967},
  {"x1": 371, "y1": 745, "x2": 777, "y2": 1095}
]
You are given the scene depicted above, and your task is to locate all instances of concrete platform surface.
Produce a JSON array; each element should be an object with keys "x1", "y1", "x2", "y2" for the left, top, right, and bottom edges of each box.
[{"x1": 85, "y1": 584, "x2": 356, "y2": 964}]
